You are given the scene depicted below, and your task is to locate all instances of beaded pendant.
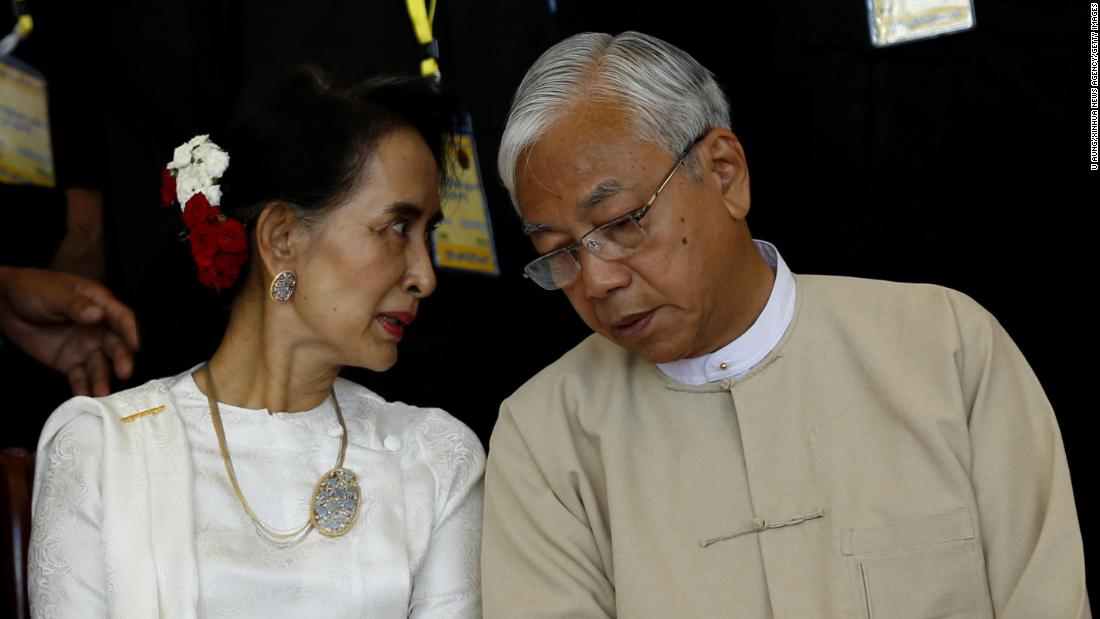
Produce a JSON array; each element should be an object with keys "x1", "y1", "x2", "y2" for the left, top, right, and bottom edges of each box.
[{"x1": 310, "y1": 467, "x2": 360, "y2": 537}]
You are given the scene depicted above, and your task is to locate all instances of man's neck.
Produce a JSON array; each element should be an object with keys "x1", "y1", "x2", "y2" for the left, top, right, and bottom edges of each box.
[{"x1": 691, "y1": 239, "x2": 776, "y2": 359}]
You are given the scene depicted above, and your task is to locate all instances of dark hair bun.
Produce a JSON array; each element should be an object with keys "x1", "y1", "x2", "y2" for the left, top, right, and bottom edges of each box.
[{"x1": 217, "y1": 64, "x2": 459, "y2": 226}]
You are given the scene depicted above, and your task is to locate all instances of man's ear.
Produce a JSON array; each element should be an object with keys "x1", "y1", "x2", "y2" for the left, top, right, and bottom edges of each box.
[
  {"x1": 703, "y1": 129, "x2": 752, "y2": 220},
  {"x1": 253, "y1": 202, "x2": 305, "y2": 280}
]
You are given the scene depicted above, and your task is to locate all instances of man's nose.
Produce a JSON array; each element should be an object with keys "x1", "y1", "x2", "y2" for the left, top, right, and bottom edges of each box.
[{"x1": 577, "y1": 248, "x2": 630, "y2": 299}]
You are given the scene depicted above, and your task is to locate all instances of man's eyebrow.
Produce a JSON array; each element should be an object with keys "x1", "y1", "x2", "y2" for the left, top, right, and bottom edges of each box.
[
  {"x1": 578, "y1": 179, "x2": 626, "y2": 212},
  {"x1": 521, "y1": 179, "x2": 628, "y2": 237},
  {"x1": 521, "y1": 220, "x2": 555, "y2": 236}
]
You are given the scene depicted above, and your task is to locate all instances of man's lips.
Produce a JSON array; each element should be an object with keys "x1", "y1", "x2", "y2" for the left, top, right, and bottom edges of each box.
[
  {"x1": 611, "y1": 309, "x2": 656, "y2": 340},
  {"x1": 377, "y1": 312, "x2": 415, "y2": 339}
]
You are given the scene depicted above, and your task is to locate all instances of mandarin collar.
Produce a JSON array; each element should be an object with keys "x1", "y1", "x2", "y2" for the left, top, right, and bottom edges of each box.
[{"x1": 656, "y1": 240, "x2": 796, "y2": 385}]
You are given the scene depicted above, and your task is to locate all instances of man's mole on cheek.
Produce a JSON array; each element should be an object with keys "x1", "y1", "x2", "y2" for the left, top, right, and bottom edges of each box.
[{"x1": 681, "y1": 237, "x2": 688, "y2": 246}]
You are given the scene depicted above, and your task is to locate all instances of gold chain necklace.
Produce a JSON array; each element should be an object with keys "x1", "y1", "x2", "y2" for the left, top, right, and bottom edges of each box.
[{"x1": 203, "y1": 363, "x2": 361, "y2": 546}]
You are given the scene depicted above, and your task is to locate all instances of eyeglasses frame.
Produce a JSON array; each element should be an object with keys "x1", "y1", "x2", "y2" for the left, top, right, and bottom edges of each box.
[{"x1": 522, "y1": 133, "x2": 707, "y2": 291}]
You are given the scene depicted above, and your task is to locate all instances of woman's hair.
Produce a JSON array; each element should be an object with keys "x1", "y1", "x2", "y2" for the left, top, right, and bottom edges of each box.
[
  {"x1": 497, "y1": 31, "x2": 730, "y2": 211},
  {"x1": 218, "y1": 64, "x2": 459, "y2": 228}
]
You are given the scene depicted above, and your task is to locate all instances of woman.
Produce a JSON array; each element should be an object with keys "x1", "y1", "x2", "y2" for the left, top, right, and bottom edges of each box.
[{"x1": 28, "y1": 66, "x2": 484, "y2": 617}]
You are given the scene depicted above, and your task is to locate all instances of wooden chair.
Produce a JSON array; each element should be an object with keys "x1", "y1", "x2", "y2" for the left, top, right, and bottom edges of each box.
[{"x1": 0, "y1": 448, "x2": 34, "y2": 619}]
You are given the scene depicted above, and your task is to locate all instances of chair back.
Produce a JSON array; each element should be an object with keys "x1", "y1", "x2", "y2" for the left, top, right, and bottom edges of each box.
[{"x1": 0, "y1": 448, "x2": 34, "y2": 619}]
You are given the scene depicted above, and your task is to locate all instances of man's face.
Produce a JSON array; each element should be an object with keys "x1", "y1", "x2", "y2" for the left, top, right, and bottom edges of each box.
[{"x1": 515, "y1": 105, "x2": 754, "y2": 363}]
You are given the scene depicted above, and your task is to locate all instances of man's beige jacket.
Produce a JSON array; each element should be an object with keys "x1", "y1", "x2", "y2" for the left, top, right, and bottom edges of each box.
[{"x1": 482, "y1": 275, "x2": 1090, "y2": 618}]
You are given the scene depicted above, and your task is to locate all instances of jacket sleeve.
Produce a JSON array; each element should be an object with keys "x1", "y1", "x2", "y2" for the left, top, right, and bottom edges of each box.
[
  {"x1": 952, "y1": 293, "x2": 1091, "y2": 618},
  {"x1": 409, "y1": 413, "x2": 486, "y2": 618},
  {"x1": 481, "y1": 403, "x2": 615, "y2": 619},
  {"x1": 28, "y1": 406, "x2": 107, "y2": 618}
]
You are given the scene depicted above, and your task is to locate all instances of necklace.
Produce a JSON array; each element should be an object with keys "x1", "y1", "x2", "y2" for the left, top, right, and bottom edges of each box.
[{"x1": 203, "y1": 363, "x2": 361, "y2": 546}]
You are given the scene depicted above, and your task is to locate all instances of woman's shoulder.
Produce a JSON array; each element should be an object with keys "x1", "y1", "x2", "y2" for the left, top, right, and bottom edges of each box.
[
  {"x1": 332, "y1": 377, "x2": 485, "y2": 465},
  {"x1": 39, "y1": 375, "x2": 182, "y2": 446}
]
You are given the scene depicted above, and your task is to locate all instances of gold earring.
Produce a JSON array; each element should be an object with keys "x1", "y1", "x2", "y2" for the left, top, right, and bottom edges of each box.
[{"x1": 270, "y1": 270, "x2": 297, "y2": 302}]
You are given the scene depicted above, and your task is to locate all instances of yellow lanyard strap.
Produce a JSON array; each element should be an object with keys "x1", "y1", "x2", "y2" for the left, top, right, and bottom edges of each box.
[
  {"x1": 405, "y1": 0, "x2": 439, "y2": 78},
  {"x1": 15, "y1": 15, "x2": 33, "y2": 38}
]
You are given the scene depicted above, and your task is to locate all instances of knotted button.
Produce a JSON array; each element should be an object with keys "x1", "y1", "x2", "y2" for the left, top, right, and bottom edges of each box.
[
  {"x1": 752, "y1": 518, "x2": 767, "y2": 532},
  {"x1": 326, "y1": 425, "x2": 343, "y2": 438},
  {"x1": 383, "y1": 435, "x2": 402, "y2": 451}
]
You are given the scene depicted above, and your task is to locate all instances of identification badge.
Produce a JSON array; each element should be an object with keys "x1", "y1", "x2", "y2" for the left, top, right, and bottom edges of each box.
[
  {"x1": 866, "y1": 0, "x2": 976, "y2": 47},
  {"x1": 433, "y1": 113, "x2": 499, "y2": 275},
  {"x1": 0, "y1": 55, "x2": 54, "y2": 187}
]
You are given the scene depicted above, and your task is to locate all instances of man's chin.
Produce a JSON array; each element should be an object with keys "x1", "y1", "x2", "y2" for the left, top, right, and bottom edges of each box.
[{"x1": 609, "y1": 332, "x2": 686, "y2": 365}]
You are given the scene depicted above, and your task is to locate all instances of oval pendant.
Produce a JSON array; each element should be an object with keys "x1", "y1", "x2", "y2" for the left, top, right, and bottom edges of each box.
[{"x1": 310, "y1": 467, "x2": 360, "y2": 537}]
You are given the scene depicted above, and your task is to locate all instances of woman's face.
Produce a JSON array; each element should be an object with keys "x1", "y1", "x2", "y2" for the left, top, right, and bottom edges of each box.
[{"x1": 287, "y1": 128, "x2": 442, "y2": 372}]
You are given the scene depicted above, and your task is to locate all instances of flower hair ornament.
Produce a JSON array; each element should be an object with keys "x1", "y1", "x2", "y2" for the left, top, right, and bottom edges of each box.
[{"x1": 161, "y1": 135, "x2": 248, "y2": 292}]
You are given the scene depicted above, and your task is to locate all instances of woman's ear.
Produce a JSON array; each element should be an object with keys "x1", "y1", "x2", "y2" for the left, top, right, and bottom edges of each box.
[
  {"x1": 253, "y1": 202, "x2": 304, "y2": 279},
  {"x1": 703, "y1": 129, "x2": 752, "y2": 220}
]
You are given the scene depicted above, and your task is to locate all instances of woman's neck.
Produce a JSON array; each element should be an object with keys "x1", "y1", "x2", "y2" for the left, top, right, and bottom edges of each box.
[{"x1": 196, "y1": 290, "x2": 339, "y2": 413}]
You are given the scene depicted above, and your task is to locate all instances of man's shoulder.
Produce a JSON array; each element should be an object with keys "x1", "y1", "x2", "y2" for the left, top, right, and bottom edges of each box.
[
  {"x1": 788, "y1": 275, "x2": 1008, "y2": 378},
  {"x1": 798, "y1": 272, "x2": 971, "y2": 303},
  {"x1": 796, "y1": 274, "x2": 994, "y2": 330},
  {"x1": 504, "y1": 334, "x2": 636, "y2": 414}
]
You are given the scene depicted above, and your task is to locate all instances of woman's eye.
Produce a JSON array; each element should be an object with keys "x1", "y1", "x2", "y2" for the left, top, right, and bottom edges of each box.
[{"x1": 425, "y1": 221, "x2": 441, "y2": 240}]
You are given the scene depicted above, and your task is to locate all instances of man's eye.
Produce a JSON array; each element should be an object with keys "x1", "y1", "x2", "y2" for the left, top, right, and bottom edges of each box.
[{"x1": 392, "y1": 220, "x2": 408, "y2": 235}]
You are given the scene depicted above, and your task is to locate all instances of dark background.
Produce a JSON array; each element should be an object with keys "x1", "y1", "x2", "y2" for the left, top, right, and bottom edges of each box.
[{"x1": 2, "y1": 0, "x2": 1094, "y2": 599}]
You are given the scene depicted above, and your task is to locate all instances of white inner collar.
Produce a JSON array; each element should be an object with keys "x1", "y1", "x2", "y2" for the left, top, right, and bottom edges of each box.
[{"x1": 656, "y1": 240, "x2": 796, "y2": 385}]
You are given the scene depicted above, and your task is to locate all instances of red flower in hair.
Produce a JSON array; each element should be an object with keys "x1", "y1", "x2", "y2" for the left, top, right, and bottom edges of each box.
[
  {"x1": 217, "y1": 218, "x2": 248, "y2": 254},
  {"x1": 165, "y1": 135, "x2": 247, "y2": 291},
  {"x1": 188, "y1": 223, "x2": 220, "y2": 268},
  {"x1": 161, "y1": 169, "x2": 177, "y2": 207},
  {"x1": 183, "y1": 193, "x2": 218, "y2": 229},
  {"x1": 197, "y1": 249, "x2": 248, "y2": 292}
]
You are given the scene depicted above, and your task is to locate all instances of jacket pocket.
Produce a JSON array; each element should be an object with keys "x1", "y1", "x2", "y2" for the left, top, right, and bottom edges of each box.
[{"x1": 843, "y1": 507, "x2": 993, "y2": 619}]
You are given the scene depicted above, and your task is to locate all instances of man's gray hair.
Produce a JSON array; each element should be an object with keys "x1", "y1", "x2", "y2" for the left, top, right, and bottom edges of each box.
[{"x1": 498, "y1": 31, "x2": 731, "y2": 209}]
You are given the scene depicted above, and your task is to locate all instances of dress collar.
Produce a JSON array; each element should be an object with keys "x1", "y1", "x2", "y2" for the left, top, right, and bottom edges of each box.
[{"x1": 656, "y1": 240, "x2": 796, "y2": 385}]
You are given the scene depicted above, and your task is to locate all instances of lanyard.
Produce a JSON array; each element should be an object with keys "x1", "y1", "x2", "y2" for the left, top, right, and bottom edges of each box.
[{"x1": 405, "y1": 0, "x2": 439, "y2": 78}]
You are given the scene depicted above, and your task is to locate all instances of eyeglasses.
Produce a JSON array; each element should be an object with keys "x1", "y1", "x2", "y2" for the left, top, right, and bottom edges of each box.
[{"x1": 522, "y1": 134, "x2": 705, "y2": 291}]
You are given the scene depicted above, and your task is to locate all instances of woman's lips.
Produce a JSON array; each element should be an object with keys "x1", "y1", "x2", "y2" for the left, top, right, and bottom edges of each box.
[
  {"x1": 613, "y1": 309, "x2": 656, "y2": 341},
  {"x1": 377, "y1": 312, "x2": 414, "y2": 340}
]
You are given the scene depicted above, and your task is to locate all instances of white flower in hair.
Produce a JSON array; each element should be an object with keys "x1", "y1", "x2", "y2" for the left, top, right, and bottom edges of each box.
[
  {"x1": 204, "y1": 184, "x2": 223, "y2": 206},
  {"x1": 165, "y1": 134, "x2": 229, "y2": 207},
  {"x1": 174, "y1": 167, "x2": 201, "y2": 204},
  {"x1": 170, "y1": 143, "x2": 193, "y2": 169},
  {"x1": 193, "y1": 142, "x2": 229, "y2": 177}
]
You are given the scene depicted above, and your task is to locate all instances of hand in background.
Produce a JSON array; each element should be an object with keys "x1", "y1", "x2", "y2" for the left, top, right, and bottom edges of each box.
[{"x1": 0, "y1": 267, "x2": 139, "y2": 396}]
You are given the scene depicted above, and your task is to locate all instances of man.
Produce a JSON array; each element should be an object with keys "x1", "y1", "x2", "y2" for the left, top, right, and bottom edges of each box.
[{"x1": 481, "y1": 31, "x2": 1089, "y2": 618}]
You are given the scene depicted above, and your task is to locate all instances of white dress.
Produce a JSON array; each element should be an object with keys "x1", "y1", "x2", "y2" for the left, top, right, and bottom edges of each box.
[{"x1": 28, "y1": 367, "x2": 485, "y2": 618}]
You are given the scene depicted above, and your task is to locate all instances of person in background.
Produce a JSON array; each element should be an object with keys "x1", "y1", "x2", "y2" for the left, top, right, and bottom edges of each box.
[
  {"x1": 29, "y1": 65, "x2": 484, "y2": 618},
  {"x1": 482, "y1": 31, "x2": 1089, "y2": 618}
]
